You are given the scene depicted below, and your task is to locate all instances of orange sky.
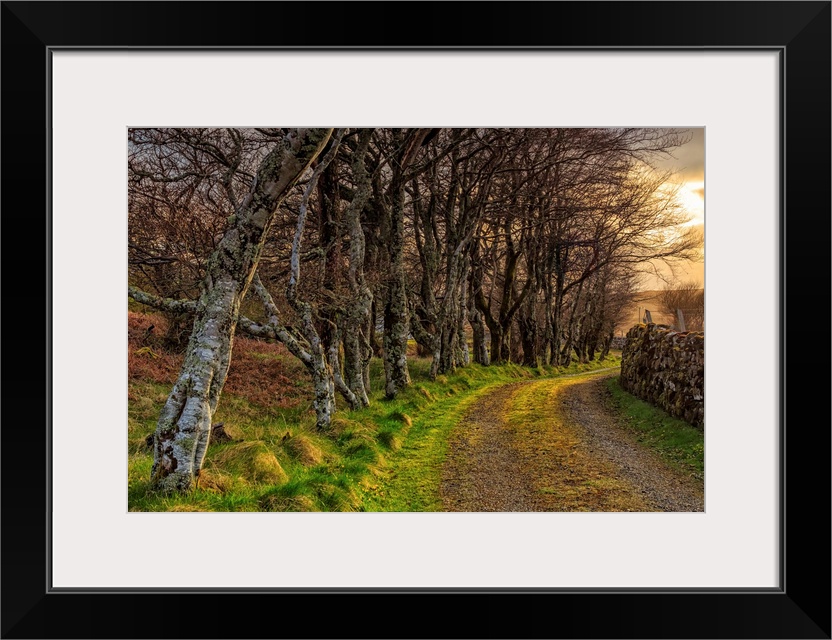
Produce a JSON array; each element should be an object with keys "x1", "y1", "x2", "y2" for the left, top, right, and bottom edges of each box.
[{"x1": 640, "y1": 128, "x2": 704, "y2": 290}]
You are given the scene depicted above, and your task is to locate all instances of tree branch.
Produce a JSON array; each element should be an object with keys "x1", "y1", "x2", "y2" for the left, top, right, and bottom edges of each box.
[{"x1": 287, "y1": 128, "x2": 346, "y2": 308}]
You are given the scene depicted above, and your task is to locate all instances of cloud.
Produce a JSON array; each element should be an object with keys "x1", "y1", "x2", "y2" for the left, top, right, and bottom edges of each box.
[{"x1": 655, "y1": 128, "x2": 705, "y2": 182}]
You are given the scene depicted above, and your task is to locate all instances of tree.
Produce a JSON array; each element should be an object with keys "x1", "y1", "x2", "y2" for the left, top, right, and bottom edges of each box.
[
  {"x1": 409, "y1": 129, "x2": 503, "y2": 376},
  {"x1": 137, "y1": 128, "x2": 333, "y2": 492},
  {"x1": 658, "y1": 280, "x2": 704, "y2": 331},
  {"x1": 377, "y1": 128, "x2": 432, "y2": 397},
  {"x1": 340, "y1": 128, "x2": 376, "y2": 406}
]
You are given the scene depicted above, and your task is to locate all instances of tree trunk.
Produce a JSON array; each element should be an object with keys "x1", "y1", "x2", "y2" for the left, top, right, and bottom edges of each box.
[
  {"x1": 328, "y1": 326, "x2": 361, "y2": 410},
  {"x1": 455, "y1": 268, "x2": 471, "y2": 367},
  {"x1": 383, "y1": 278, "x2": 411, "y2": 398},
  {"x1": 599, "y1": 328, "x2": 615, "y2": 361},
  {"x1": 342, "y1": 129, "x2": 374, "y2": 407},
  {"x1": 469, "y1": 304, "x2": 490, "y2": 365},
  {"x1": 285, "y1": 131, "x2": 346, "y2": 429},
  {"x1": 489, "y1": 327, "x2": 505, "y2": 365},
  {"x1": 550, "y1": 246, "x2": 567, "y2": 366},
  {"x1": 468, "y1": 263, "x2": 490, "y2": 365},
  {"x1": 382, "y1": 129, "x2": 428, "y2": 398},
  {"x1": 151, "y1": 128, "x2": 332, "y2": 492},
  {"x1": 410, "y1": 173, "x2": 440, "y2": 365},
  {"x1": 439, "y1": 325, "x2": 456, "y2": 375},
  {"x1": 343, "y1": 316, "x2": 370, "y2": 407},
  {"x1": 369, "y1": 298, "x2": 383, "y2": 358},
  {"x1": 518, "y1": 306, "x2": 538, "y2": 367},
  {"x1": 318, "y1": 161, "x2": 341, "y2": 357},
  {"x1": 410, "y1": 310, "x2": 440, "y2": 381},
  {"x1": 559, "y1": 281, "x2": 584, "y2": 366}
]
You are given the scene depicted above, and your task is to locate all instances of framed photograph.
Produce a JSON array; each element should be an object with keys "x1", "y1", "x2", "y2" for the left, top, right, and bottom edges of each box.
[{"x1": 3, "y1": 1, "x2": 829, "y2": 638}]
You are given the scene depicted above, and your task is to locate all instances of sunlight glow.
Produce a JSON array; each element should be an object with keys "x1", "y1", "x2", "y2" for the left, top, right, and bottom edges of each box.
[{"x1": 678, "y1": 180, "x2": 705, "y2": 226}]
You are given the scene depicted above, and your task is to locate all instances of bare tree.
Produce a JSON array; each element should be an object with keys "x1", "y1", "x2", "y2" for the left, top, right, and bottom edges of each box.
[
  {"x1": 658, "y1": 280, "x2": 705, "y2": 331},
  {"x1": 340, "y1": 129, "x2": 376, "y2": 406},
  {"x1": 134, "y1": 128, "x2": 333, "y2": 492},
  {"x1": 378, "y1": 128, "x2": 431, "y2": 398},
  {"x1": 410, "y1": 129, "x2": 502, "y2": 377}
]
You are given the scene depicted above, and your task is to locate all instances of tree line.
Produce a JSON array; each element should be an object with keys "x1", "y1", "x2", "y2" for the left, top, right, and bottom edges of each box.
[{"x1": 128, "y1": 127, "x2": 701, "y2": 491}]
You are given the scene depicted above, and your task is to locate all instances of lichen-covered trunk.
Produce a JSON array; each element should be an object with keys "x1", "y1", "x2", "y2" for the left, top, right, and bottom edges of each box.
[
  {"x1": 342, "y1": 129, "x2": 374, "y2": 407},
  {"x1": 369, "y1": 298, "x2": 382, "y2": 358},
  {"x1": 381, "y1": 129, "x2": 432, "y2": 397},
  {"x1": 494, "y1": 220, "x2": 520, "y2": 364},
  {"x1": 311, "y1": 351, "x2": 336, "y2": 427},
  {"x1": 549, "y1": 287, "x2": 566, "y2": 366},
  {"x1": 436, "y1": 289, "x2": 464, "y2": 376},
  {"x1": 437, "y1": 306, "x2": 456, "y2": 376},
  {"x1": 542, "y1": 278, "x2": 555, "y2": 365},
  {"x1": 575, "y1": 286, "x2": 599, "y2": 363},
  {"x1": 518, "y1": 307, "x2": 538, "y2": 367},
  {"x1": 489, "y1": 327, "x2": 505, "y2": 365},
  {"x1": 327, "y1": 327, "x2": 361, "y2": 411},
  {"x1": 469, "y1": 304, "x2": 490, "y2": 365},
  {"x1": 426, "y1": 248, "x2": 468, "y2": 376},
  {"x1": 410, "y1": 310, "x2": 440, "y2": 381},
  {"x1": 383, "y1": 279, "x2": 411, "y2": 397},
  {"x1": 551, "y1": 246, "x2": 568, "y2": 366},
  {"x1": 341, "y1": 279, "x2": 374, "y2": 406},
  {"x1": 318, "y1": 162, "x2": 341, "y2": 357},
  {"x1": 383, "y1": 169, "x2": 411, "y2": 398},
  {"x1": 342, "y1": 311, "x2": 371, "y2": 407},
  {"x1": 151, "y1": 128, "x2": 332, "y2": 492},
  {"x1": 438, "y1": 326, "x2": 456, "y2": 375},
  {"x1": 152, "y1": 276, "x2": 238, "y2": 491},
  {"x1": 455, "y1": 270, "x2": 471, "y2": 368},
  {"x1": 468, "y1": 263, "x2": 490, "y2": 365},
  {"x1": 559, "y1": 281, "x2": 585, "y2": 366},
  {"x1": 361, "y1": 311, "x2": 373, "y2": 393},
  {"x1": 455, "y1": 328, "x2": 470, "y2": 368}
]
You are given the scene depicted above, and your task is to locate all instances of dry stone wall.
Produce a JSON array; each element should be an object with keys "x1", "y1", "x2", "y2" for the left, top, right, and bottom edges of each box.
[{"x1": 620, "y1": 324, "x2": 704, "y2": 429}]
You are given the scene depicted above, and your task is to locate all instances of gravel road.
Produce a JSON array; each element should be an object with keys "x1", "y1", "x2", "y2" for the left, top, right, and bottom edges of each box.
[
  {"x1": 439, "y1": 381, "x2": 543, "y2": 512},
  {"x1": 440, "y1": 371, "x2": 704, "y2": 512}
]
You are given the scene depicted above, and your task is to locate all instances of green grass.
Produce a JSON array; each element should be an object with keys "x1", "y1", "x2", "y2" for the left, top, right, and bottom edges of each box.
[
  {"x1": 603, "y1": 376, "x2": 704, "y2": 481},
  {"x1": 128, "y1": 354, "x2": 621, "y2": 512}
]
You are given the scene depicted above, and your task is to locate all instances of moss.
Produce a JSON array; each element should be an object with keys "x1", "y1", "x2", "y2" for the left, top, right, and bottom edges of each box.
[{"x1": 175, "y1": 434, "x2": 196, "y2": 453}]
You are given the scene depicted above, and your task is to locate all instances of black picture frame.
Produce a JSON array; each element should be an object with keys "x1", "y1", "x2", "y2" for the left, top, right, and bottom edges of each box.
[{"x1": 2, "y1": 2, "x2": 829, "y2": 638}]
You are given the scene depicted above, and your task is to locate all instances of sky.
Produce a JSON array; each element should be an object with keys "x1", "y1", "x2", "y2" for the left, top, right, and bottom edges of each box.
[{"x1": 641, "y1": 127, "x2": 705, "y2": 290}]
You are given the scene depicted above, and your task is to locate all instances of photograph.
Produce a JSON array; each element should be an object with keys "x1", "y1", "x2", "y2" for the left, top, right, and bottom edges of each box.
[{"x1": 127, "y1": 126, "x2": 705, "y2": 513}]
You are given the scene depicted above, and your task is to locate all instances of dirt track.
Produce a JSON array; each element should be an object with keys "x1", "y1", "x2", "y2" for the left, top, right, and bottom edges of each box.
[{"x1": 440, "y1": 371, "x2": 704, "y2": 512}]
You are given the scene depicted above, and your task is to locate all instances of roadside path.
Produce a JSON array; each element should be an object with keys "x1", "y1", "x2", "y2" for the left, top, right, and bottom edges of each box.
[{"x1": 440, "y1": 370, "x2": 704, "y2": 512}]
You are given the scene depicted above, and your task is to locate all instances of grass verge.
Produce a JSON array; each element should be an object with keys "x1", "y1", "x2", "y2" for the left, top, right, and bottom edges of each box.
[{"x1": 603, "y1": 376, "x2": 704, "y2": 481}]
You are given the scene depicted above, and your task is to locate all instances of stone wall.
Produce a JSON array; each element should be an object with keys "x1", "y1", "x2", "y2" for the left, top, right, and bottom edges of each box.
[{"x1": 620, "y1": 324, "x2": 704, "y2": 429}]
